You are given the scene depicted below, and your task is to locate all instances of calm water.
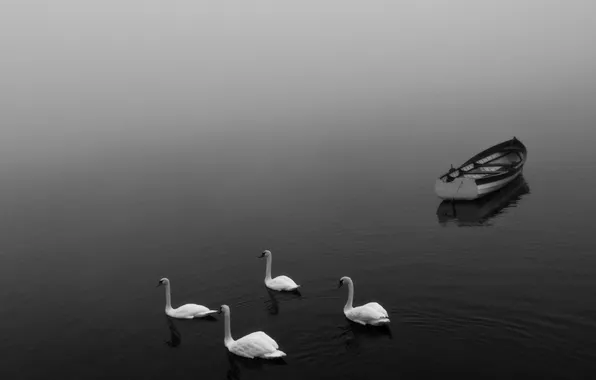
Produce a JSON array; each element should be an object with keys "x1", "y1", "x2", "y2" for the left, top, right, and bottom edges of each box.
[
  {"x1": 2, "y1": 125, "x2": 596, "y2": 379},
  {"x1": 2, "y1": 2, "x2": 596, "y2": 379}
]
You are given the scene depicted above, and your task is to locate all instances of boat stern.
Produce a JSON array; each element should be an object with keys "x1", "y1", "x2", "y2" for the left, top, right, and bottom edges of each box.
[{"x1": 434, "y1": 178, "x2": 479, "y2": 200}]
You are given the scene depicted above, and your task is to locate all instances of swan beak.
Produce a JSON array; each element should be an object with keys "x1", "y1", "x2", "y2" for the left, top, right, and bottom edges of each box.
[
  {"x1": 156, "y1": 282, "x2": 162, "y2": 287},
  {"x1": 337, "y1": 281, "x2": 343, "y2": 288}
]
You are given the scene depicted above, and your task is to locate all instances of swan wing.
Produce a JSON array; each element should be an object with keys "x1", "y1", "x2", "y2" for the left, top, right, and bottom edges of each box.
[
  {"x1": 232, "y1": 331, "x2": 280, "y2": 357},
  {"x1": 171, "y1": 304, "x2": 216, "y2": 318},
  {"x1": 347, "y1": 304, "x2": 388, "y2": 324},
  {"x1": 244, "y1": 331, "x2": 279, "y2": 349},
  {"x1": 267, "y1": 275, "x2": 299, "y2": 291},
  {"x1": 363, "y1": 302, "x2": 389, "y2": 317}
]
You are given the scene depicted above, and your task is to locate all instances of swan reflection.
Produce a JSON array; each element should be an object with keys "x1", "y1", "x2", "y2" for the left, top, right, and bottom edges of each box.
[
  {"x1": 264, "y1": 287, "x2": 302, "y2": 315},
  {"x1": 225, "y1": 350, "x2": 287, "y2": 380},
  {"x1": 164, "y1": 316, "x2": 181, "y2": 347},
  {"x1": 436, "y1": 175, "x2": 530, "y2": 226},
  {"x1": 338, "y1": 322, "x2": 392, "y2": 352}
]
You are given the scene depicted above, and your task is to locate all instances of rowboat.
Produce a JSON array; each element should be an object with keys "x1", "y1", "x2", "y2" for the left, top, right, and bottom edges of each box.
[
  {"x1": 434, "y1": 137, "x2": 527, "y2": 200},
  {"x1": 436, "y1": 175, "x2": 530, "y2": 226}
]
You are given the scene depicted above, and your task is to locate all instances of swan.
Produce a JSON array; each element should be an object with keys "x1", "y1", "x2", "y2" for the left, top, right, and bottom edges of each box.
[
  {"x1": 157, "y1": 278, "x2": 218, "y2": 319},
  {"x1": 219, "y1": 304, "x2": 286, "y2": 359},
  {"x1": 258, "y1": 250, "x2": 300, "y2": 291},
  {"x1": 338, "y1": 276, "x2": 390, "y2": 326}
]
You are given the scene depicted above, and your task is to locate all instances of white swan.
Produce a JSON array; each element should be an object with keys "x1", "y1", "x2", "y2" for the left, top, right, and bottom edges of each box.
[
  {"x1": 338, "y1": 276, "x2": 390, "y2": 326},
  {"x1": 219, "y1": 304, "x2": 286, "y2": 359},
  {"x1": 157, "y1": 278, "x2": 218, "y2": 319},
  {"x1": 258, "y1": 250, "x2": 300, "y2": 291}
]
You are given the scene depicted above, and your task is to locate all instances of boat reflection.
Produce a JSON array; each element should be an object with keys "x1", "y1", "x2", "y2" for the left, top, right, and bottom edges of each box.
[{"x1": 436, "y1": 175, "x2": 530, "y2": 226}]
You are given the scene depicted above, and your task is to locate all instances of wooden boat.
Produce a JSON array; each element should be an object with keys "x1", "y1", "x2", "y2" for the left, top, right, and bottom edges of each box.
[
  {"x1": 436, "y1": 175, "x2": 530, "y2": 226},
  {"x1": 435, "y1": 137, "x2": 527, "y2": 200}
]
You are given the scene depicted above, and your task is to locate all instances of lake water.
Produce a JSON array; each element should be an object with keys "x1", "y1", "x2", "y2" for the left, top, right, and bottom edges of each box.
[
  {"x1": 2, "y1": 2, "x2": 596, "y2": 379},
  {"x1": 2, "y1": 122, "x2": 596, "y2": 379}
]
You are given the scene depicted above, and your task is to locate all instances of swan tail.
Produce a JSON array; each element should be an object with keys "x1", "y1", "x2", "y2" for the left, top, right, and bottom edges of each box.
[
  {"x1": 263, "y1": 350, "x2": 286, "y2": 358},
  {"x1": 372, "y1": 318, "x2": 390, "y2": 325},
  {"x1": 197, "y1": 310, "x2": 219, "y2": 317}
]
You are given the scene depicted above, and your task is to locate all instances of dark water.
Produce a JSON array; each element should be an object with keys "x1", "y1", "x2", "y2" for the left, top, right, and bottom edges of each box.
[
  {"x1": 2, "y1": 125, "x2": 596, "y2": 379},
  {"x1": 2, "y1": 2, "x2": 596, "y2": 379}
]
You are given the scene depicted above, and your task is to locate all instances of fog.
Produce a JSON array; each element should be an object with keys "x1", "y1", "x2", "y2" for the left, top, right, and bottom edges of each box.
[{"x1": 1, "y1": 0, "x2": 595, "y2": 162}]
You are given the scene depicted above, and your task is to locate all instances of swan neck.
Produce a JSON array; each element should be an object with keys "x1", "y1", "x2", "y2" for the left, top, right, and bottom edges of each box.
[
  {"x1": 224, "y1": 309, "x2": 234, "y2": 346},
  {"x1": 265, "y1": 254, "x2": 272, "y2": 281},
  {"x1": 165, "y1": 283, "x2": 172, "y2": 310},
  {"x1": 344, "y1": 279, "x2": 354, "y2": 311}
]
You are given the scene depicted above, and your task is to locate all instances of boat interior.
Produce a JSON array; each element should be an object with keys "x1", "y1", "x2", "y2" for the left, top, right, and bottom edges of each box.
[{"x1": 443, "y1": 150, "x2": 524, "y2": 181}]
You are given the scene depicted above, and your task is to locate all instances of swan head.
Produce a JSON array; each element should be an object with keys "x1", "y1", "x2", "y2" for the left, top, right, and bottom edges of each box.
[
  {"x1": 156, "y1": 278, "x2": 170, "y2": 287},
  {"x1": 219, "y1": 304, "x2": 230, "y2": 314},
  {"x1": 338, "y1": 276, "x2": 351, "y2": 288},
  {"x1": 258, "y1": 250, "x2": 272, "y2": 258}
]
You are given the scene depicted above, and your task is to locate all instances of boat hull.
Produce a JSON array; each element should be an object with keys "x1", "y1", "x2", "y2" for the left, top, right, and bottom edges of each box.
[
  {"x1": 435, "y1": 168, "x2": 522, "y2": 200},
  {"x1": 436, "y1": 175, "x2": 530, "y2": 225}
]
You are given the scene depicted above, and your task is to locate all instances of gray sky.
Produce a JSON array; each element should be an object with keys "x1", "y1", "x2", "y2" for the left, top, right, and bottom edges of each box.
[{"x1": 1, "y1": 1, "x2": 595, "y2": 160}]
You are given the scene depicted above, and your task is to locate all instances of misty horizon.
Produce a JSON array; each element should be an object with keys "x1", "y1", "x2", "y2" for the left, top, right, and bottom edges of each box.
[{"x1": 1, "y1": 1, "x2": 595, "y2": 163}]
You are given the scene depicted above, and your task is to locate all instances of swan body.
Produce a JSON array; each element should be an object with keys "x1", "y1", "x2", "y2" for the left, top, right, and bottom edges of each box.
[
  {"x1": 220, "y1": 304, "x2": 286, "y2": 359},
  {"x1": 157, "y1": 278, "x2": 218, "y2": 319},
  {"x1": 338, "y1": 276, "x2": 390, "y2": 326},
  {"x1": 259, "y1": 250, "x2": 300, "y2": 291}
]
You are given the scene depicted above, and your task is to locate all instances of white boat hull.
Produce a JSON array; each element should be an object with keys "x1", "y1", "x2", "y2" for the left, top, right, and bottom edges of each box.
[{"x1": 435, "y1": 170, "x2": 522, "y2": 201}]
